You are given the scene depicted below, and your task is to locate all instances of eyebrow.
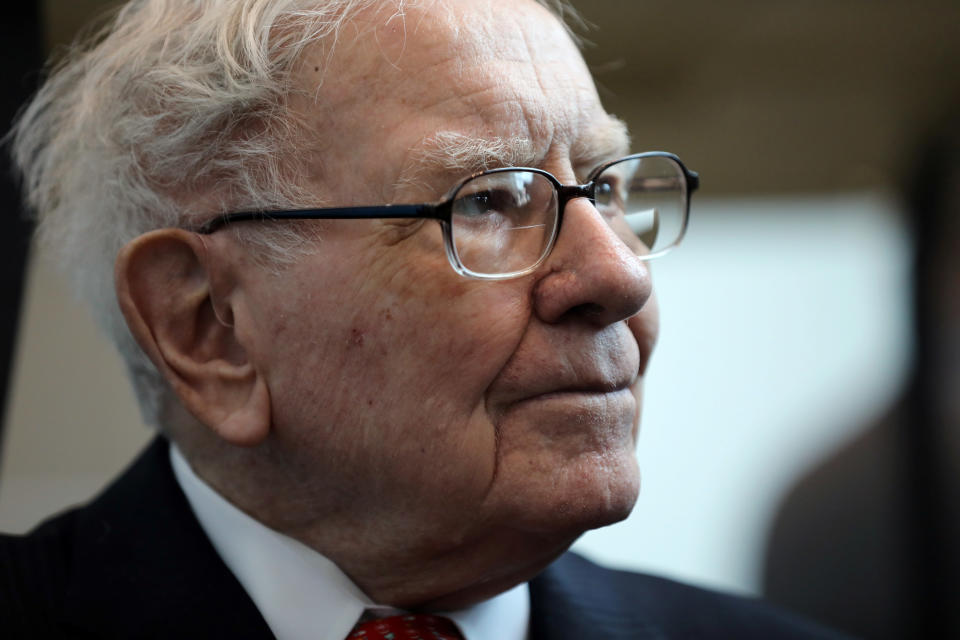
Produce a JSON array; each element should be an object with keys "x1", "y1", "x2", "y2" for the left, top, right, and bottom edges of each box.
[
  {"x1": 407, "y1": 132, "x2": 539, "y2": 176},
  {"x1": 571, "y1": 116, "x2": 632, "y2": 174},
  {"x1": 395, "y1": 116, "x2": 632, "y2": 196}
]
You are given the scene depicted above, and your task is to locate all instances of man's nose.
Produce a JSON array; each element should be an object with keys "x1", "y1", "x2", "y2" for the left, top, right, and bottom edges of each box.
[{"x1": 532, "y1": 197, "x2": 652, "y2": 326}]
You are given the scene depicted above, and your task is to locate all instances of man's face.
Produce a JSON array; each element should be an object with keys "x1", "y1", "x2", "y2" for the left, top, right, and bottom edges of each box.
[{"x1": 220, "y1": 0, "x2": 657, "y2": 605}]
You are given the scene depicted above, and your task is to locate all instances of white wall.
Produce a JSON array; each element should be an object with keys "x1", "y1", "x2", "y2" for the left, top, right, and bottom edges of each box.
[
  {"x1": 574, "y1": 191, "x2": 913, "y2": 594},
  {"x1": 0, "y1": 254, "x2": 150, "y2": 532},
  {"x1": 1, "y1": 191, "x2": 912, "y2": 596}
]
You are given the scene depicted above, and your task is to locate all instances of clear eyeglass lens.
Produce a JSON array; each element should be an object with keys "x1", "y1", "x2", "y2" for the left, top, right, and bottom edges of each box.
[
  {"x1": 450, "y1": 170, "x2": 558, "y2": 276},
  {"x1": 594, "y1": 155, "x2": 686, "y2": 257}
]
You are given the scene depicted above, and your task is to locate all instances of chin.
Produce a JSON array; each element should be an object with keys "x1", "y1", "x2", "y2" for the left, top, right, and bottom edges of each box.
[
  {"x1": 569, "y1": 461, "x2": 640, "y2": 531},
  {"x1": 511, "y1": 449, "x2": 641, "y2": 537}
]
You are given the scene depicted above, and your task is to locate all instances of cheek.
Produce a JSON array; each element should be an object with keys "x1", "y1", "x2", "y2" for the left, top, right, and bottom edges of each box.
[
  {"x1": 256, "y1": 244, "x2": 534, "y2": 466},
  {"x1": 358, "y1": 283, "x2": 531, "y2": 413}
]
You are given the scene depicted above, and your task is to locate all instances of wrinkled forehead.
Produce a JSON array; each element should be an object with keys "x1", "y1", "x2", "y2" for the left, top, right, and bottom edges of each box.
[
  {"x1": 377, "y1": 0, "x2": 572, "y2": 64},
  {"x1": 336, "y1": 0, "x2": 573, "y2": 67},
  {"x1": 291, "y1": 0, "x2": 617, "y2": 196},
  {"x1": 317, "y1": 0, "x2": 586, "y2": 110}
]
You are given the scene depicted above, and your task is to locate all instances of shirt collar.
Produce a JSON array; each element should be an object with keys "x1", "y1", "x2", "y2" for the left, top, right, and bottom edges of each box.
[{"x1": 169, "y1": 443, "x2": 529, "y2": 640}]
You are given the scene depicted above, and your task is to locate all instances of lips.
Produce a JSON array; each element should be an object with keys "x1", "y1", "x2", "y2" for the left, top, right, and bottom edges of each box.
[
  {"x1": 491, "y1": 335, "x2": 641, "y2": 410},
  {"x1": 503, "y1": 377, "x2": 636, "y2": 411},
  {"x1": 537, "y1": 377, "x2": 634, "y2": 397}
]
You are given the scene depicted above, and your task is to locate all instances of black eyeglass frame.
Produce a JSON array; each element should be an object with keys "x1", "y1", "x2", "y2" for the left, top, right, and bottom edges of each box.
[{"x1": 197, "y1": 151, "x2": 699, "y2": 280}]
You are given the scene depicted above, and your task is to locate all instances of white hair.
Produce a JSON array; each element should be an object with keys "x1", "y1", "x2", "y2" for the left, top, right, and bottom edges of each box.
[{"x1": 9, "y1": 0, "x2": 575, "y2": 429}]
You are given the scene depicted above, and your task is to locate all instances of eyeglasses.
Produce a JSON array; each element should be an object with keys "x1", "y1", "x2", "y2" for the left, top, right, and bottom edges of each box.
[{"x1": 198, "y1": 151, "x2": 698, "y2": 280}]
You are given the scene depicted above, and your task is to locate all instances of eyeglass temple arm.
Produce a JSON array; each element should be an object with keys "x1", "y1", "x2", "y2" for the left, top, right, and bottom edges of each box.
[{"x1": 197, "y1": 203, "x2": 443, "y2": 234}]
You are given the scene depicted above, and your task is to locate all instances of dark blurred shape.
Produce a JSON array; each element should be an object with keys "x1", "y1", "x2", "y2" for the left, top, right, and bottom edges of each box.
[
  {"x1": 575, "y1": 0, "x2": 960, "y2": 196},
  {"x1": 762, "y1": 408, "x2": 912, "y2": 638},
  {"x1": 763, "y1": 113, "x2": 960, "y2": 638},
  {"x1": 903, "y1": 113, "x2": 960, "y2": 638},
  {"x1": 0, "y1": 3, "x2": 43, "y2": 462}
]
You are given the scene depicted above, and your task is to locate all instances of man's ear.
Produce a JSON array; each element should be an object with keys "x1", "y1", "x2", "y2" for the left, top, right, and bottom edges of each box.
[{"x1": 115, "y1": 229, "x2": 270, "y2": 446}]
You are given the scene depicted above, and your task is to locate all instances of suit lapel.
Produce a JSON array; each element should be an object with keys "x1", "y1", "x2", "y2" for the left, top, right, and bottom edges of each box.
[
  {"x1": 60, "y1": 437, "x2": 275, "y2": 639},
  {"x1": 529, "y1": 553, "x2": 666, "y2": 640}
]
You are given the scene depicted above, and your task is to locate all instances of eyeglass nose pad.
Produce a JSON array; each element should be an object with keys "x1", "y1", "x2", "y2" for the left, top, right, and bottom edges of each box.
[{"x1": 557, "y1": 184, "x2": 596, "y2": 220}]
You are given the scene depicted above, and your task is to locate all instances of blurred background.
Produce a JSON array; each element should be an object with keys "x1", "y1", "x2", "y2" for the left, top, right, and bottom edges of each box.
[{"x1": 1, "y1": 1, "x2": 958, "y2": 638}]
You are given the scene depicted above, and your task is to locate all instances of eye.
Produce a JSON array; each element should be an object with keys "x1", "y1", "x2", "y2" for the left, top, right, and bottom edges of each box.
[
  {"x1": 594, "y1": 179, "x2": 615, "y2": 206},
  {"x1": 458, "y1": 188, "x2": 517, "y2": 215},
  {"x1": 455, "y1": 172, "x2": 535, "y2": 217},
  {"x1": 593, "y1": 174, "x2": 625, "y2": 216}
]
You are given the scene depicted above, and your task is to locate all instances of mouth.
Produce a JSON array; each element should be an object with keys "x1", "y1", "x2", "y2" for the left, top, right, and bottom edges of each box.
[
  {"x1": 489, "y1": 321, "x2": 648, "y2": 414},
  {"x1": 502, "y1": 377, "x2": 637, "y2": 412},
  {"x1": 495, "y1": 384, "x2": 639, "y2": 446},
  {"x1": 537, "y1": 377, "x2": 632, "y2": 396}
]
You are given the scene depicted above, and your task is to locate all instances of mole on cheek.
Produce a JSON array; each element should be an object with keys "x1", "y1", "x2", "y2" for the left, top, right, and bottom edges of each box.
[{"x1": 350, "y1": 328, "x2": 365, "y2": 347}]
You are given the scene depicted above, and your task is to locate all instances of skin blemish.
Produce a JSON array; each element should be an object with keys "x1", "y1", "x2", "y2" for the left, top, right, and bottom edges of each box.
[{"x1": 350, "y1": 328, "x2": 365, "y2": 347}]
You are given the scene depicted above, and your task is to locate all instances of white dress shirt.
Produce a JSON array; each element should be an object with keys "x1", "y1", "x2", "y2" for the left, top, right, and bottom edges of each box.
[{"x1": 170, "y1": 444, "x2": 530, "y2": 640}]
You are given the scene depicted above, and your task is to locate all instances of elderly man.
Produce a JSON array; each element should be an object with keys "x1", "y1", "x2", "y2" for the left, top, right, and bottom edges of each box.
[{"x1": 3, "y1": 0, "x2": 844, "y2": 638}]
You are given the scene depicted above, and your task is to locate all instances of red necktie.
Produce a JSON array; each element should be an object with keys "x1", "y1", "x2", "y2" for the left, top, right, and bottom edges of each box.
[{"x1": 347, "y1": 613, "x2": 464, "y2": 639}]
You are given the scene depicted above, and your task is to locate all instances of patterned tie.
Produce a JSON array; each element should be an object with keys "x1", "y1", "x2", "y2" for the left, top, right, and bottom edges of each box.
[{"x1": 347, "y1": 613, "x2": 464, "y2": 640}]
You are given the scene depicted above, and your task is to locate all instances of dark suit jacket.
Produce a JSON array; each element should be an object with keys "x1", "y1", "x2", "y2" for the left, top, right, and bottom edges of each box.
[{"x1": 2, "y1": 438, "x2": 849, "y2": 639}]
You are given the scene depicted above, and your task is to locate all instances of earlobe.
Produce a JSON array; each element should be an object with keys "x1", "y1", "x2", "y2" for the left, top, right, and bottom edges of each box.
[
  {"x1": 213, "y1": 374, "x2": 271, "y2": 446},
  {"x1": 115, "y1": 229, "x2": 271, "y2": 446}
]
